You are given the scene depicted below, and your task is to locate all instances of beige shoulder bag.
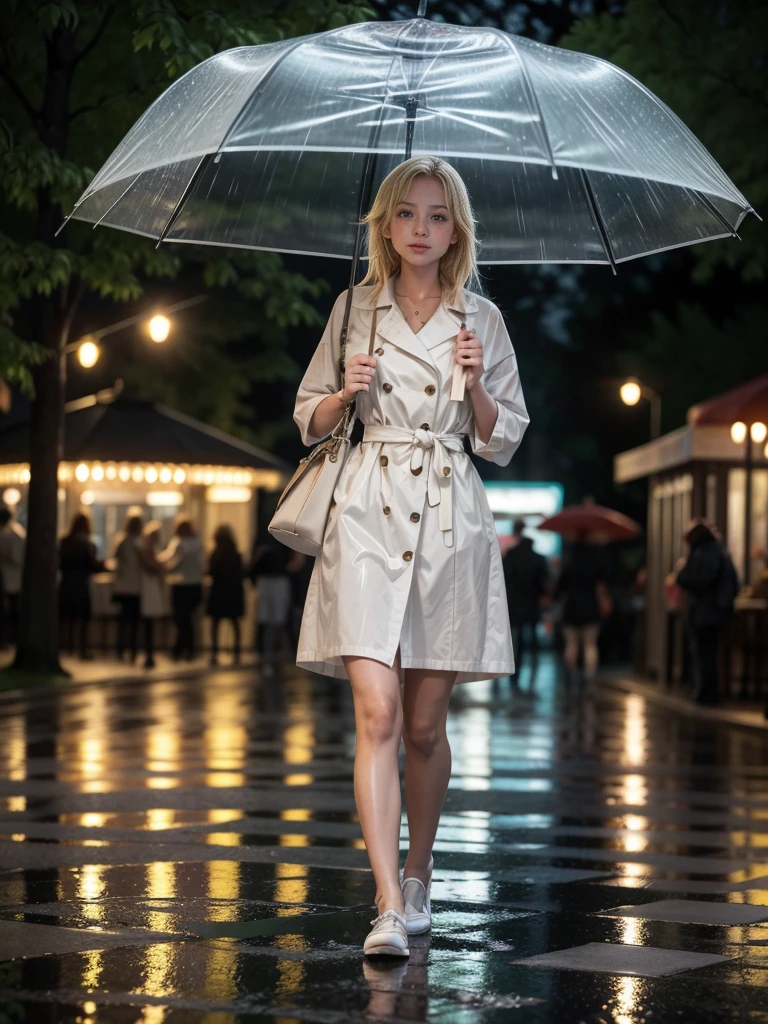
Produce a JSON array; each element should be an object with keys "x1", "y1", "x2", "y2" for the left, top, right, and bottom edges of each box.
[{"x1": 268, "y1": 304, "x2": 378, "y2": 556}]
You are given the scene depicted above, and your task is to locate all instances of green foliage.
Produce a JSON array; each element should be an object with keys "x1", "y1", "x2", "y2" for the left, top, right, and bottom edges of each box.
[
  {"x1": 0, "y1": 0, "x2": 374, "y2": 437},
  {"x1": 562, "y1": 0, "x2": 767, "y2": 282}
]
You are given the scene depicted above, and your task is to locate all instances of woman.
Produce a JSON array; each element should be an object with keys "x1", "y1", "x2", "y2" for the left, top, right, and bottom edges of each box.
[
  {"x1": 554, "y1": 536, "x2": 611, "y2": 684},
  {"x1": 207, "y1": 524, "x2": 245, "y2": 665},
  {"x1": 138, "y1": 520, "x2": 166, "y2": 669},
  {"x1": 111, "y1": 510, "x2": 143, "y2": 662},
  {"x1": 162, "y1": 517, "x2": 204, "y2": 661},
  {"x1": 293, "y1": 156, "x2": 529, "y2": 957},
  {"x1": 59, "y1": 511, "x2": 104, "y2": 659}
]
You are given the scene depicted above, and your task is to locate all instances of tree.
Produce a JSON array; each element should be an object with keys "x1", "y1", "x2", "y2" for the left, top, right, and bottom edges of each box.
[{"x1": 0, "y1": 0, "x2": 373, "y2": 674}]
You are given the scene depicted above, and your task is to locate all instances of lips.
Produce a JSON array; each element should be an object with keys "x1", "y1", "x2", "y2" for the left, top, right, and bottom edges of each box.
[{"x1": 408, "y1": 244, "x2": 430, "y2": 251}]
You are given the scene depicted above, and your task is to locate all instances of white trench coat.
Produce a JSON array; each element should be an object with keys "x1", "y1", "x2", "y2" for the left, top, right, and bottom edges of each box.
[{"x1": 294, "y1": 277, "x2": 530, "y2": 683}]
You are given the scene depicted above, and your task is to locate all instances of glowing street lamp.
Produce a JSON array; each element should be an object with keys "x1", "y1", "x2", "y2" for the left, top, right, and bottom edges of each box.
[
  {"x1": 147, "y1": 314, "x2": 171, "y2": 343},
  {"x1": 620, "y1": 377, "x2": 662, "y2": 440},
  {"x1": 78, "y1": 339, "x2": 100, "y2": 368}
]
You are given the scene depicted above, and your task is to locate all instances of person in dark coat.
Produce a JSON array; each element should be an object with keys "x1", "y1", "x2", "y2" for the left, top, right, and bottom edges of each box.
[
  {"x1": 59, "y1": 512, "x2": 104, "y2": 659},
  {"x1": 502, "y1": 518, "x2": 548, "y2": 678},
  {"x1": 676, "y1": 518, "x2": 739, "y2": 706},
  {"x1": 554, "y1": 537, "x2": 610, "y2": 683},
  {"x1": 249, "y1": 534, "x2": 292, "y2": 677},
  {"x1": 207, "y1": 524, "x2": 245, "y2": 665}
]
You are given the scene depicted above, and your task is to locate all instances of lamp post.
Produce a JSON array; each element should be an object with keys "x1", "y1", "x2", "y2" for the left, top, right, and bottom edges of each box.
[
  {"x1": 64, "y1": 294, "x2": 207, "y2": 368},
  {"x1": 620, "y1": 377, "x2": 662, "y2": 440},
  {"x1": 731, "y1": 419, "x2": 767, "y2": 585}
]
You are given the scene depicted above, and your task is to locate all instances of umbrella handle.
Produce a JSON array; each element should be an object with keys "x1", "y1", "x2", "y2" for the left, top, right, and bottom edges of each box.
[{"x1": 450, "y1": 320, "x2": 467, "y2": 402}]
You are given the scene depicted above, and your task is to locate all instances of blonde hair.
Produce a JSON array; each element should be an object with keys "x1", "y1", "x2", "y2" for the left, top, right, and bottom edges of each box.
[{"x1": 359, "y1": 157, "x2": 479, "y2": 308}]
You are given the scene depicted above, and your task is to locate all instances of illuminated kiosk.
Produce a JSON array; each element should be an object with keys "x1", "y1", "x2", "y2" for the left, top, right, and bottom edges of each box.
[
  {"x1": 0, "y1": 389, "x2": 289, "y2": 650},
  {"x1": 614, "y1": 375, "x2": 768, "y2": 685}
]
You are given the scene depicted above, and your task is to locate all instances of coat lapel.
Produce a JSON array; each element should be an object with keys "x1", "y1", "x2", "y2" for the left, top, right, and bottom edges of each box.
[{"x1": 351, "y1": 280, "x2": 479, "y2": 368}]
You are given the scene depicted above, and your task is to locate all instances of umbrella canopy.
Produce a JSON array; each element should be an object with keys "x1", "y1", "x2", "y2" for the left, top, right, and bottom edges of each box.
[
  {"x1": 538, "y1": 502, "x2": 642, "y2": 541},
  {"x1": 66, "y1": 17, "x2": 755, "y2": 268}
]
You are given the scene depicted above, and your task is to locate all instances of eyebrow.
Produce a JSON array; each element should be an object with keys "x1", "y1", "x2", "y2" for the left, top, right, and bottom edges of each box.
[{"x1": 397, "y1": 201, "x2": 450, "y2": 210}]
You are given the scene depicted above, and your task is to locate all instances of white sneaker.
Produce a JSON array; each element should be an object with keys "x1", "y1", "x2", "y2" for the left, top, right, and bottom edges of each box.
[
  {"x1": 363, "y1": 909, "x2": 410, "y2": 957},
  {"x1": 401, "y1": 867, "x2": 432, "y2": 935}
]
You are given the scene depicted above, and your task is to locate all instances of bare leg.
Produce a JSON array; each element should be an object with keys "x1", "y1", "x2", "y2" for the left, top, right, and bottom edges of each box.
[
  {"x1": 563, "y1": 626, "x2": 581, "y2": 673},
  {"x1": 583, "y1": 624, "x2": 600, "y2": 680},
  {"x1": 402, "y1": 669, "x2": 456, "y2": 885},
  {"x1": 343, "y1": 655, "x2": 404, "y2": 915}
]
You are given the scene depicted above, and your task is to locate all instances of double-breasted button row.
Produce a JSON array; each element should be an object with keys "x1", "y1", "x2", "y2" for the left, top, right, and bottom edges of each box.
[
  {"x1": 424, "y1": 384, "x2": 436, "y2": 396},
  {"x1": 382, "y1": 382, "x2": 393, "y2": 393},
  {"x1": 403, "y1": 551, "x2": 413, "y2": 562},
  {"x1": 410, "y1": 512, "x2": 420, "y2": 523}
]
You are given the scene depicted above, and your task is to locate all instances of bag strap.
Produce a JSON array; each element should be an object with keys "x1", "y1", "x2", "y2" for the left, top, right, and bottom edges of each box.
[{"x1": 333, "y1": 303, "x2": 379, "y2": 439}]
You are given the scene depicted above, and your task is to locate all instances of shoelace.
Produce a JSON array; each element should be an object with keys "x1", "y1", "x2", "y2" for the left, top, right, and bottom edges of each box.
[{"x1": 369, "y1": 909, "x2": 405, "y2": 928}]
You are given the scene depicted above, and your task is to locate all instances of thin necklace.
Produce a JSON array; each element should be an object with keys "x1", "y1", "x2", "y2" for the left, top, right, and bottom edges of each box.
[{"x1": 395, "y1": 291, "x2": 442, "y2": 322}]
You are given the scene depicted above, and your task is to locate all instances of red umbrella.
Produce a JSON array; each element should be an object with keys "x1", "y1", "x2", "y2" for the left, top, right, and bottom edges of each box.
[{"x1": 538, "y1": 501, "x2": 642, "y2": 542}]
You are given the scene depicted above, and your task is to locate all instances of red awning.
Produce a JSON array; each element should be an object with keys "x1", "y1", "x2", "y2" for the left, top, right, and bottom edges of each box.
[{"x1": 688, "y1": 374, "x2": 768, "y2": 426}]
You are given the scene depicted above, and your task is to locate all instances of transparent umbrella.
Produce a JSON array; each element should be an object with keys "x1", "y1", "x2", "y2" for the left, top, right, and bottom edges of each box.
[{"x1": 65, "y1": 5, "x2": 757, "y2": 273}]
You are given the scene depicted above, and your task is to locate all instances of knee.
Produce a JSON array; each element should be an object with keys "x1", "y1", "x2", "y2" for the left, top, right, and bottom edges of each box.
[
  {"x1": 403, "y1": 720, "x2": 444, "y2": 759},
  {"x1": 358, "y1": 701, "x2": 402, "y2": 748}
]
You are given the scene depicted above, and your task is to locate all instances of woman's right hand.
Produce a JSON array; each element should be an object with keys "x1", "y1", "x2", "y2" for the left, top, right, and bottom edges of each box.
[{"x1": 341, "y1": 353, "x2": 377, "y2": 403}]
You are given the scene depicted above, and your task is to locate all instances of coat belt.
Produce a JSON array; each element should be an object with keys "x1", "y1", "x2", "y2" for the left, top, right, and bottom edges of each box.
[{"x1": 363, "y1": 425, "x2": 466, "y2": 547}]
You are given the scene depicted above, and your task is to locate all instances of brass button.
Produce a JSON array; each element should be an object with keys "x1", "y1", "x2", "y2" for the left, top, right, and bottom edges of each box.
[
  {"x1": 410, "y1": 512, "x2": 420, "y2": 523},
  {"x1": 380, "y1": 455, "x2": 388, "y2": 467},
  {"x1": 383, "y1": 506, "x2": 391, "y2": 516},
  {"x1": 403, "y1": 551, "x2": 413, "y2": 562},
  {"x1": 424, "y1": 384, "x2": 436, "y2": 396},
  {"x1": 443, "y1": 466, "x2": 451, "y2": 477},
  {"x1": 375, "y1": 347, "x2": 384, "y2": 356},
  {"x1": 420, "y1": 422, "x2": 430, "y2": 430},
  {"x1": 383, "y1": 382, "x2": 393, "y2": 393}
]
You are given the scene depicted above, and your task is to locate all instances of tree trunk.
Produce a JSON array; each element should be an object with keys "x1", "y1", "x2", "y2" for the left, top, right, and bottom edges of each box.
[
  {"x1": 11, "y1": 22, "x2": 76, "y2": 675},
  {"x1": 13, "y1": 324, "x2": 67, "y2": 674}
]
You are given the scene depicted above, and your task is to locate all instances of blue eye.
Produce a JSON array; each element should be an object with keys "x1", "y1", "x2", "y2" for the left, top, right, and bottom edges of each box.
[{"x1": 433, "y1": 215, "x2": 445, "y2": 221}]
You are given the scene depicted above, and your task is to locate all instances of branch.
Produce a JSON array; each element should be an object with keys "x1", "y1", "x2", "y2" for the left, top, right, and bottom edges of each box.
[
  {"x1": 74, "y1": 3, "x2": 118, "y2": 63},
  {"x1": 0, "y1": 32, "x2": 40, "y2": 124}
]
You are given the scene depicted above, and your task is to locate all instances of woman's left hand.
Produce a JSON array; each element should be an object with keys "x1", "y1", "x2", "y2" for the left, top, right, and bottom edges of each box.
[{"x1": 454, "y1": 327, "x2": 485, "y2": 391}]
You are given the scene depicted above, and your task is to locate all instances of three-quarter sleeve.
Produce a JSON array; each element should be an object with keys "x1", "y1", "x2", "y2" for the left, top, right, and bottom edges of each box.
[
  {"x1": 293, "y1": 290, "x2": 349, "y2": 447},
  {"x1": 470, "y1": 305, "x2": 530, "y2": 466}
]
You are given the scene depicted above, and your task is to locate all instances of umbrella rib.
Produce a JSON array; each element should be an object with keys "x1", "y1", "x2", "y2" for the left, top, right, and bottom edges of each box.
[
  {"x1": 498, "y1": 30, "x2": 558, "y2": 181},
  {"x1": 579, "y1": 168, "x2": 617, "y2": 275},
  {"x1": 696, "y1": 192, "x2": 741, "y2": 240},
  {"x1": 155, "y1": 154, "x2": 210, "y2": 248},
  {"x1": 90, "y1": 173, "x2": 143, "y2": 230}
]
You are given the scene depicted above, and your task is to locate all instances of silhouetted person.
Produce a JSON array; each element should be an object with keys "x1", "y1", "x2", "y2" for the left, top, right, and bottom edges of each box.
[
  {"x1": 139, "y1": 520, "x2": 166, "y2": 669},
  {"x1": 59, "y1": 512, "x2": 104, "y2": 659},
  {"x1": 676, "y1": 518, "x2": 739, "y2": 706},
  {"x1": 207, "y1": 524, "x2": 244, "y2": 665},
  {"x1": 112, "y1": 510, "x2": 143, "y2": 662},
  {"x1": 250, "y1": 534, "x2": 291, "y2": 677},
  {"x1": 162, "y1": 517, "x2": 204, "y2": 661},
  {"x1": 0, "y1": 506, "x2": 25, "y2": 648},
  {"x1": 554, "y1": 537, "x2": 610, "y2": 684},
  {"x1": 502, "y1": 518, "x2": 548, "y2": 679}
]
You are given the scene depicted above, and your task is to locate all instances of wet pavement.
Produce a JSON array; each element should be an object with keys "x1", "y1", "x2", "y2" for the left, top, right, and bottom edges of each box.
[{"x1": 1, "y1": 655, "x2": 767, "y2": 1023}]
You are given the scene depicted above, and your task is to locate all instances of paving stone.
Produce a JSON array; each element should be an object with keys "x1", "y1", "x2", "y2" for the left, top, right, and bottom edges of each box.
[
  {"x1": 600, "y1": 899, "x2": 768, "y2": 926},
  {"x1": 513, "y1": 941, "x2": 731, "y2": 976},
  {"x1": 0, "y1": 919, "x2": 177, "y2": 961}
]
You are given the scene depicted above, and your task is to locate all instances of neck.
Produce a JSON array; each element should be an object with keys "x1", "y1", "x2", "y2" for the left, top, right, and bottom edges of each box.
[{"x1": 396, "y1": 262, "x2": 441, "y2": 300}]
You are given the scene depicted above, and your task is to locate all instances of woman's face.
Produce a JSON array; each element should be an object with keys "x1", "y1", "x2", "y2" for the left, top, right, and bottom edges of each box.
[{"x1": 384, "y1": 176, "x2": 458, "y2": 271}]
